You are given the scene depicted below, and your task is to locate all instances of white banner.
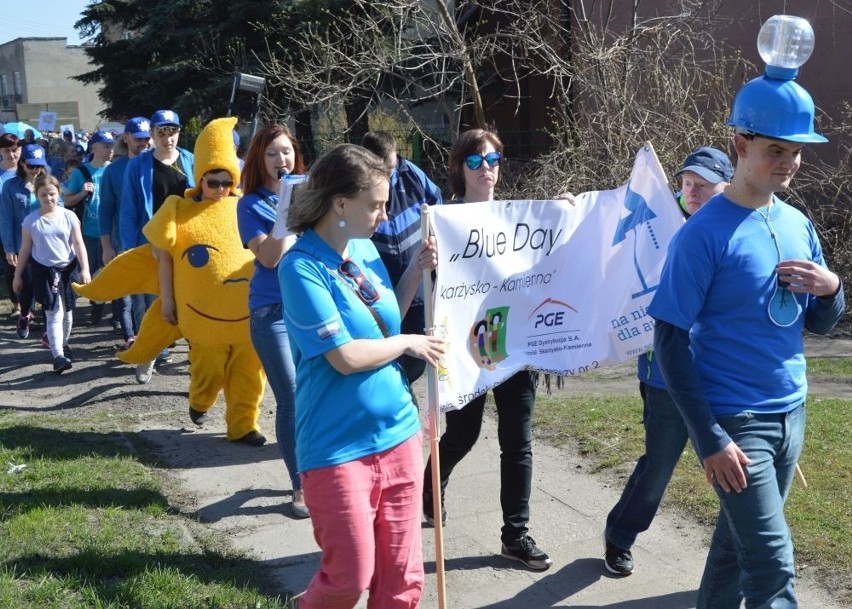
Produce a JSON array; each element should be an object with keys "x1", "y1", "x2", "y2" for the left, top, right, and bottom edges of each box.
[{"x1": 430, "y1": 144, "x2": 684, "y2": 411}]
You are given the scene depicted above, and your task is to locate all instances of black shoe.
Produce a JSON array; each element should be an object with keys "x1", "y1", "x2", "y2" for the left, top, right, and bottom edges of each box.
[
  {"x1": 423, "y1": 489, "x2": 447, "y2": 526},
  {"x1": 16, "y1": 314, "x2": 31, "y2": 339},
  {"x1": 237, "y1": 431, "x2": 267, "y2": 446},
  {"x1": 189, "y1": 407, "x2": 208, "y2": 425},
  {"x1": 501, "y1": 535, "x2": 553, "y2": 571},
  {"x1": 604, "y1": 540, "x2": 634, "y2": 576},
  {"x1": 64, "y1": 345, "x2": 72, "y2": 362},
  {"x1": 53, "y1": 356, "x2": 72, "y2": 374}
]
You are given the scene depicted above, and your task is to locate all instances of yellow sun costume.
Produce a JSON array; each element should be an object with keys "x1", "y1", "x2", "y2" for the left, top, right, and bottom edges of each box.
[{"x1": 74, "y1": 117, "x2": 265, "y2": 441}]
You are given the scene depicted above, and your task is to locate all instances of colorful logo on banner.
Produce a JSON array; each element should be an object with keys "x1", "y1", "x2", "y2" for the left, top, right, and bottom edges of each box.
[{"x1": 469, "y1": 305, "x2": 510, "y2": 369}]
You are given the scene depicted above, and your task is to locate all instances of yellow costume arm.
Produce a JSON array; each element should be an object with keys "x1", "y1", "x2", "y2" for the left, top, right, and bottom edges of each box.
[
  {"x1": 73, "y1": 245, "x2": 159, "y2": 300},
  {"x1": 117, "y1": 298, "x2": 184, "y2": 364}
]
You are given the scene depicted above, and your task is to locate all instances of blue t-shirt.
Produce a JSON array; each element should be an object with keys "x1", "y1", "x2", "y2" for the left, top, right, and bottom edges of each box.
[
  {"x1": 236, "y1": 187, "x2": 281, "y2": 310},
  {"x1": 648, "y1": 194, "x2": 824, "y2": 416},
  {"x1": 279, "y1": 229, "x2": 420, "y2": 472},
  {"x1": 66, "y1": 162, "x2": 107, "y2": 239}
]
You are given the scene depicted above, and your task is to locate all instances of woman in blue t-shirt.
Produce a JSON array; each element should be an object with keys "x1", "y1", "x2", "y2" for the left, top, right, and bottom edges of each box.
[
  {"x1": 278, "y1": 144, "x2": 443, "y2": 609},
  {"x1": 236, "y1": 124, "x2": 308, "y2": 517}
]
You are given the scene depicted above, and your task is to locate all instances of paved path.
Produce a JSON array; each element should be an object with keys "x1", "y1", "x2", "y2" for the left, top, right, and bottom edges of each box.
[{"x1": 135, "y1": 336, "x2": 852, "y2": 608}]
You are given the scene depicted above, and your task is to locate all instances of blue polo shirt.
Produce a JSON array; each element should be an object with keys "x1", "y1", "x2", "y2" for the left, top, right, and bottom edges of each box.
[
  {"x1": 279, "y1": 229, "x2": 419, "y2": 472},
  {"x1": 236, "y1": 186, "x2": 282, "y2": 310}
]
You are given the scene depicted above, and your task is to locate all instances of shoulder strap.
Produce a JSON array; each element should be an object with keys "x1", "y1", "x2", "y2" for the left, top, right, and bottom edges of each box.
[
  {"x1": 69, "y1": 164, "x2": 93, "y2": 222},
  {"x1": 290, "y1": 244, "x2": 390, "y2": 338},
  {"x1": 332, "y1": 268, "x2": 389, "y2": 338},
  {"x1": 77, "y1": 163, "x2": 93, "y2": 184}
]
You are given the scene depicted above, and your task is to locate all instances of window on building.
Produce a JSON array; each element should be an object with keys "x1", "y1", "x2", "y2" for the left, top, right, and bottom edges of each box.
[
  {"x1": 0, "y1": 75, "x2": 7, "y2": 97},
  {"x1": 13, "y1": 71, "x2": 22, "y2": 96}
]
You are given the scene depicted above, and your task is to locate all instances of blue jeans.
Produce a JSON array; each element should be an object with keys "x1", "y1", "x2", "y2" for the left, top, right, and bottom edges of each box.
[
  {"x1": 111, "y1": 295, "x2": 135, "y2": 340},
  {"x1": 250, "y1": 302, "x2": 301, "y2": 491},
  {"x1": 130, "y1": 293, "x2": 169, "y2": 360},
  {"x1": 130, "y1": 293, "x2": 156, "y2": 330},
  {"x1": 605, "y1": 382, "x2": 689, "y2": 549},
  {"x1": 697, "y1": 404, "x2": 805, "y2": 609}
]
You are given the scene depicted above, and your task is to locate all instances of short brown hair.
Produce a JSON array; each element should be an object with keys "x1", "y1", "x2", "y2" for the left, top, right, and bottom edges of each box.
[
  {"x1": 287, "y1": 144, "x2": 389, "y2": 234},
  {"x1": 0, "y1": 133, "x2": 21, "y2": 149},
  {"x1": 448, "y1": 128, "x2": 504, "y2": 199}
]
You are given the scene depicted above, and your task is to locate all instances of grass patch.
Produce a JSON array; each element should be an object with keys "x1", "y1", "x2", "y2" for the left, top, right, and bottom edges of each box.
[
  {"x1": 0, "y1": 413, "x2": 291, "y2": 609},
  {"x1": 807, "y1": 356, "x2": 852, "y2": 378},
  {"x1": 534, "y1": 388, "x2": 852, "y2": 602}
]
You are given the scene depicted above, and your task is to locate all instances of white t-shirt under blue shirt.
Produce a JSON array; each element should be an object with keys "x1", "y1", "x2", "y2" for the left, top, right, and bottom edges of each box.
[
  {"x1": 279, "y1": 229, "x2": 420, "y2": 473},
  {"x1": 648, "y1": 194, "x2": 825, "y2": 416}
]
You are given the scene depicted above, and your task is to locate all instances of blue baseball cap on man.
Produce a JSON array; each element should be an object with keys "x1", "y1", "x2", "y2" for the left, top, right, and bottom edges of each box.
[
  {"x1": 150, "y1": 109, "x2": 180, "y2": 128},
  {"x1": 675, "y1": 147, "x2": 734, "y2": 184},
  {"x1": 22, "y1": 144, "x2": 47, "y2": 166},
  {"x1": 125, "y1": 117, "x2": 151, "y2": 138},
  {"x1": 89, "y1": 131, "x2": 115, "y2": 146}
]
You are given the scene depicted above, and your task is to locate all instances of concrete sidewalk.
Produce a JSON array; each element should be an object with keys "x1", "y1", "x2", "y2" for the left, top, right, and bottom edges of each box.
[{"x1": 138, "y1": 337, "x2": 850, "y2": 608}]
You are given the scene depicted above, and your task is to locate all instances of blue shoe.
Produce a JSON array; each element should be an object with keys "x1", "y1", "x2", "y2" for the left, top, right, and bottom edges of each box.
[{"x1": 154, "y1": 349, "x2": 173, "y2": 367}]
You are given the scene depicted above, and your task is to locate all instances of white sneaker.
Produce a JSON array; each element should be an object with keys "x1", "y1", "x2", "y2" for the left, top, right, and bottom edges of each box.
[
  {"x1": 292, "y1": 489, "x2": 310, "y2": 518},
  {"x1": 135, "y1": 360, "x2": 155, "y2": 384}
]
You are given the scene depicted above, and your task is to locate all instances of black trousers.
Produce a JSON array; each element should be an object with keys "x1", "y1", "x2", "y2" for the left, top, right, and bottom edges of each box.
[{"x1": 423, "y1": 370, "x2": 537, "y2": 544}]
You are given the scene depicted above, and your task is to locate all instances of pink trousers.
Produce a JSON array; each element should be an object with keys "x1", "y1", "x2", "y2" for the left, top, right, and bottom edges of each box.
[{"x1": 299, "y1": 432, "x2": 424, "y2": 609}]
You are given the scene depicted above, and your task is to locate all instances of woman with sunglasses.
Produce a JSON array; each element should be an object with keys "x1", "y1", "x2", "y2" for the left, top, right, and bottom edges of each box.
[
  {"x1": 141, "y1": 117, "x2": 267, "y2": 446},
  {"x1": 236, "y1": 124, "x2": 309, "y2": 517},
  {"x1": 1, "y1": 143, "x2": 49, "y2": 339},
  {"x1": 422, "y1": 128, "x2": 552, "y2": 571},
  {"x1": 278, "y1": 144, "x2": 444, "y2": 609}
]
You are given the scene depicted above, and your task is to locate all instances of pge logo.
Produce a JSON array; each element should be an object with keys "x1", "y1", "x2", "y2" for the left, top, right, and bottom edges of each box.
[
  {"x1": 528, "y1": 297, "x2": 577, "y2": 331},
  {"x1": 468, "y1": 305, "x2": 509, "y2": 370}
]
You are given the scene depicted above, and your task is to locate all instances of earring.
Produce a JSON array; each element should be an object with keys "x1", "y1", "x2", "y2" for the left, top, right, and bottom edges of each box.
[{"x1": 338, "y1": 219, "x2": 346, "y2": 228}]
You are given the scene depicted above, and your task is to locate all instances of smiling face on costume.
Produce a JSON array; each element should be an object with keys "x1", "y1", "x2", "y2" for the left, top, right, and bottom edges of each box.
[
  {"x1": 201, "y1": 170, "x2": 235, "y2": 201},
  {"x1": 337, "y1": 179, "x2": 390, "y2": 239},
  {"x1": 462, "y1": 142, "x2": 500, "y2": 203},
  {"x1": 263, "y1": 133, "x2": 296, "y2": 184}
]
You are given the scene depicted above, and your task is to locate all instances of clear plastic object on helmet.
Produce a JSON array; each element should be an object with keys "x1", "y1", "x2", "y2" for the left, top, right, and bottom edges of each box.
[{"x1": 728, "y1": 15, "x2": 827, "y2": 144}]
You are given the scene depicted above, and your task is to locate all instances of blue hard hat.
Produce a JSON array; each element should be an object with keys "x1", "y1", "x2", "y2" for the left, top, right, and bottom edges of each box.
[{"x1": 728, "y1": 74, "x2": 827, "y2": 143}]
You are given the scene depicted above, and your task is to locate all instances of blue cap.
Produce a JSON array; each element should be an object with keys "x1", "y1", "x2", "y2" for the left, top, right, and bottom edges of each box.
[
  {"x1": 22, "y1": 144, "x2": 47, "y2": 166},
  {"x1": 150, "y1": 109, "x2": 180, "y2": 128},
  {"x1": 125, "y1": 117, "x2": 151, "y2": 138},
  {"x1": 675, "y1": 147, "x2": 734, "y2": 184},
  {"x1": 89, "y1": 131, "x2": 115, "y2": 146}
]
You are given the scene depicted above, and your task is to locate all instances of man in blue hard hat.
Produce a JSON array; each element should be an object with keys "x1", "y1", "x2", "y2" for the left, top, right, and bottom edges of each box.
[{"x1": 649, "y1": 16, "x2": 844, "y2": 608}]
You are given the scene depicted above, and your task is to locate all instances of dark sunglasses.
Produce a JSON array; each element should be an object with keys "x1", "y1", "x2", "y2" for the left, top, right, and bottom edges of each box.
[
  {"x1": 155, "y1": 126, "x2": 180, "y2": 137},
  {"x1": 339, "y1": 259, "x2": 380, "y2": 305},
  {"x1": 204, "y1": 178, "x2": 234, "y2": 189},
  {"x1": 25, "y1": 164, "x2": 44, "y2": 171},
  {"x1": 465, "y1": 151, "x2": 502, "y2": 170}
]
